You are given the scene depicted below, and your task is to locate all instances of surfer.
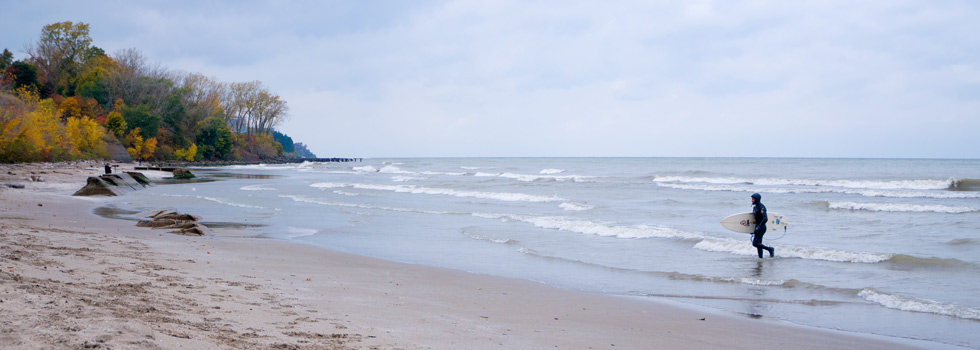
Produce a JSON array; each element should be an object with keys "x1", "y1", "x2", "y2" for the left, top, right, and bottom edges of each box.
[{"x1": 751, "y1": 193, "x2": 775, "y2": 258}]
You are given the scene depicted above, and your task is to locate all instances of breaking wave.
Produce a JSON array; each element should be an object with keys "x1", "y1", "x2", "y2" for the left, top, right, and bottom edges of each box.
[
  {"x1": 859, "y1": 289, "x2": 980, "y2": 320},
  {"x1": 655, "y1": 182, "x2": 980, "y2": 199},
  {"x1": 692, "y1": 238, "x2": 891, "y2": 263},
  {"x1": 311, "y1": 182, "x2": 565, "y2": 203},
  {"x1": 825, "y1": 201, "x2": 979, "y2": 213}
]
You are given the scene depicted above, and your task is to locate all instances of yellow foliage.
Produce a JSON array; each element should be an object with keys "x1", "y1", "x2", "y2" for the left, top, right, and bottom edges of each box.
[{"x1": 174, "y1": 143, "x2": 198, "y2": 161}]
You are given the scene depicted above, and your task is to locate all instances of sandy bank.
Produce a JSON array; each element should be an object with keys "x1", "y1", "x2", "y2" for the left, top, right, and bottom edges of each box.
[{"x1": 0, "y1": 162, "x2": 930, "y2": 349}]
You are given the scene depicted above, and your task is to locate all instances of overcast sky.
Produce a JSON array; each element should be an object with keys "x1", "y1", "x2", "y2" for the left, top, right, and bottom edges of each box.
[{"x1": 3, "y1": 1, "x2": 979, "y2": 158}]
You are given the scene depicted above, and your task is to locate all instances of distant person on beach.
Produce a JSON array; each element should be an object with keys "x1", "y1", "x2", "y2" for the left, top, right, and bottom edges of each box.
[
  {"x1": 751, "y1": 193, "x2": 775, "y2": 258},
  {"x1": 104, "y1": 163, "x2": 112, "y2": 174}
]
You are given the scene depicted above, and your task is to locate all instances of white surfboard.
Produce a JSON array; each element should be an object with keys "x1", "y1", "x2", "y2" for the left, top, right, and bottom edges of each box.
[{"x1": 721, "y1": 212, "x2": 788, "y2": 234}]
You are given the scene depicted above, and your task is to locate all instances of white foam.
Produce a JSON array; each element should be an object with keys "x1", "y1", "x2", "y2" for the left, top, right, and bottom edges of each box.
[
  {"x1": 475, "y1": 171, "x2": 595, "y2": 182},
  {"x1": 654, "y1": 175, "x2": 955, "y2": 190},
  {"x1": 828, "y1": 201, "x2": 978, "y2": 214},
  {"x1": 286, "y1": 227, "x2": 318, "y2": 238},
  {"x1": 391, "y1": 175, "x2": 427, "y2": 182},
  {"x1": 240, "y1": 184, "x2": 276, "y2": 191},
  {"x1": 540, "y1": 169, "x2": 565, "y2": 174},
  {"x1": 157, "y1": 193, "x2": 271, "y2": 210},
  {"x1": 655, "y1": 182, "x2": 980, "y2": 199},
  {"x1": 352, "y1": 165, "x2": 378, "y2": 172},
  {"x1": 559, "y1": 202, "x2": 595, "y2": 211},
  {"x1": 692, "y1": 238, "x2": 891, "y2": 263},
  {"x1": 519, "y1": 216, "x2": 704, "y2": 240},
  {"x1": 279, "y1": 195, "x2": 450, "y2": 215},
  {"x1": 311, "y1": 182, "x2": 565, "y2": 203},
  {"x1": 858, "y1": 289, "x2": 980, "y2": 320}
]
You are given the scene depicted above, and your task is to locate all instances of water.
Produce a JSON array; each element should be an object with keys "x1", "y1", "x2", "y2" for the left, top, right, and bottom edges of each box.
[{"x1": 104, "y1": 158, "x2": 980, "y2": 348}]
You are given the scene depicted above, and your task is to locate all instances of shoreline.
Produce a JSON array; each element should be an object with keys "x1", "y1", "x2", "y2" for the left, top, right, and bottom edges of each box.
[{"x1": 0, "y1": 162, "x2": 938, "y2": 349}]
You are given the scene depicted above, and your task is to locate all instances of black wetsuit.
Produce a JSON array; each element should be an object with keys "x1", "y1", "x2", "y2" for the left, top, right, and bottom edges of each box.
[{"x1": 752, "y1": 201, "x2": 772, "y2": 258}]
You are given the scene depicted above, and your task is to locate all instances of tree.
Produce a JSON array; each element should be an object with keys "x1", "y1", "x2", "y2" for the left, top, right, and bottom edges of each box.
[
  {"x1": 120, "y1": 103, "x2": 160, "y2": 140},
  {"x1": 0, "y1": 48, "x2": 12, "y2": 70},
  {"x1": 174, "y1": 143, "x2": 197, "y2": 161},
  {"x1": 273, "y1": 130, "x2": 295, "y2": 153},
  {"x1": 76, "y1": 54, "x2": 117, "y2": 108},
  {"x1": 196, "y1": 117, "x2": 232, "y2": 160},
  {"x1": 104, "y1": 111, "x2": 126, "y2": 138},
  {"x1": 26, "y1": 21, "x2": 93, "y2": 96},
  {"x1": 3, "y1": 61, "x2": 41, "y2": 92}
]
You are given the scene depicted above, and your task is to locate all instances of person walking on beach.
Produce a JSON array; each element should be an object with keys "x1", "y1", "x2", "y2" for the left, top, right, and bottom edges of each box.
[{"x1": 751, "y1": 193, "x2": 775, "y2": 258}]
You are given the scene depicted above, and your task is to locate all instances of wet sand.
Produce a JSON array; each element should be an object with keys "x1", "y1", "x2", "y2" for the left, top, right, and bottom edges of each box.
[{"x1": 0, "y1": 162, "x2": 929, "y2": 349}]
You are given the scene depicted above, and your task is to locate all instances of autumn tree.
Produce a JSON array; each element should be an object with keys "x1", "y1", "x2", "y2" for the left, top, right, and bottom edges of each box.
[{"x1": 26, "y1": 21, "x2": 94, "y2": 96}]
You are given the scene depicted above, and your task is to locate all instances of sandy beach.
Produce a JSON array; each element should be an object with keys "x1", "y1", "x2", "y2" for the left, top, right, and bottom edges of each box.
[{"x1": 0, "y1": 162, "x2": 930, "y2": 349}]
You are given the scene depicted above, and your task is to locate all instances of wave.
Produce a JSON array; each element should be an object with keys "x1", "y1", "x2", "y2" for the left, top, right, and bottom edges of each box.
[
  {"x1": 825, "y1": 201, "x2": 979, "y2": 213},
  {"x1": 559, "y1": 202, "x2": 595, "y2": 211},
  {"x1": 285, "y1": 227, "x2": 318, "y2": 239},
  {"x1": 460, "y1": 227, "x2": 517, "y2": 245},
  {"x1": 858, "y1": 289, "x2": 980, "y2": 320},
  {"x1": 654, "y1": 175, "x2": 958, "y2": 191},
  {"x1": 692, "y1": 238, "x2": 891, "y2": 263},
  {"x1": 540, "y1": 168, "x2": 565, "y2": 174},
  {"x1": 474, "y1": 172, "x2": 596, "y2": 182},
  {"x1": 240, "y1": 184, "x2": 276, "y2": 191},
  {"x1": 477, "y1": 213, "x2": 707, "y2": 240},
  {"x1": 655, "y1": 182, "x2": 980, "y2": 199},
  {"x1": 311, "y1": 182, "x2": 565, "y2": 203},
  {"x1": 156, "y1": 193, "x2": 274, "y2": 210},
  {"x1": 391, "y1": 175, "x2": 428, "y2": 182},
  {"x1": 279, "y1": 195, "x2": 451, "y2": 215}
]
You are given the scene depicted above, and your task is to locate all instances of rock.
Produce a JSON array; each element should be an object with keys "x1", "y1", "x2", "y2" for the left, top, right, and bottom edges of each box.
[
  {"x1": 72, "y1": 172, "x2": 154, "y2": 196},
  {"x1": 172, "y1": 168, "x2": 196, "y2": 179},
  {"x1": 136, "y1": 209, "x2": 210, "y2": 236}
]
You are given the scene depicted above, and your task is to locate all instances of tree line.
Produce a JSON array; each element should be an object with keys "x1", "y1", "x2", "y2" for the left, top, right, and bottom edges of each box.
[{"x1": 1, "y1": 21, "x2": 315, "y2": 163}]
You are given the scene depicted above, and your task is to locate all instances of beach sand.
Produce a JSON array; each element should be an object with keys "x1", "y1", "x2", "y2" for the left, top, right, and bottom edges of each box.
[{"x1": 0, "y1": 162, "x2": 928, "y2": 349}]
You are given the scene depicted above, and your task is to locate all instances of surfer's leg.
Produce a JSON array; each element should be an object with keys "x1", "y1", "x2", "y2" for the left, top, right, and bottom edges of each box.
[{"x1": 752, "y1": 233, "x2": 766, "y2": 258}]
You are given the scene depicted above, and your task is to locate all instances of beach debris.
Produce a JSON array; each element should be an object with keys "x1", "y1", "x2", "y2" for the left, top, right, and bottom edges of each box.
[
  {"x1": 136, "y1": 209, "x2": 212, "y2": 236},
  {"x1": 72, "y1": 172, "x2": 155, "y2": 196},
  {"x1": 3, "y1": 183, "x2": 25, "y2": 189}
]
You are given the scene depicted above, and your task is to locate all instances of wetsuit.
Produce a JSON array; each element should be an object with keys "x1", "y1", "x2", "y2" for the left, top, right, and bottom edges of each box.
[{"x1": 752, "y1": 196, "x2": 774, "y2": 258}]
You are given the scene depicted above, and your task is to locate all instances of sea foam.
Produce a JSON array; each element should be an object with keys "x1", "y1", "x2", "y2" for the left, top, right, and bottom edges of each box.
[
  {"x1": 858, "y1": 289, "x2": 980, "y2": 320},
  {"x1": 827, "y1": 201, "x2": 978, "y2": 214},
  {"x1": 311, "y1": 182, "x2": 565, "y2": 203},
  {"x1": 692, "y1": 238, "x2": 891, "y2": 263}
]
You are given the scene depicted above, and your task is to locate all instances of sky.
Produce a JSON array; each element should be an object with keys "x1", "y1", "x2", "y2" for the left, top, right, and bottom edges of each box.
[{"x1": 2, "y1": 0, "x2": 979, "y2": 158}]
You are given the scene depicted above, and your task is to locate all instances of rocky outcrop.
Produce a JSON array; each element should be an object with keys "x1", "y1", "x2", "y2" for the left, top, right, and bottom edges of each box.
[
  {"x1": 72, "y1": 172, "x2": 155, "y2": 196},
  {"x1": 136, "y1": 209, "x2": 211, "y2": 236}
]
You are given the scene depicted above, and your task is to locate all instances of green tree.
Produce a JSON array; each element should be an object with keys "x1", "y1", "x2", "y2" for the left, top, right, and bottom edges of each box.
[
  {"x1": 0, "y1": 48, "x2": 12, "y2": 71},
  {"x1": 160, "y1": 87, "x2": 188, "y2": 147},
  {"x1": 272, "y1": 130, "x2": 295, "y2": 153},
  {"x1": 195, "y1": 117, "x2": 232, "y2": 160},
  {"x1": 120, "y1": 103, "x2": 160, "y2": 140},
  {"x1": 5, "y1": 62, "x2": 41, "y2": 92}
]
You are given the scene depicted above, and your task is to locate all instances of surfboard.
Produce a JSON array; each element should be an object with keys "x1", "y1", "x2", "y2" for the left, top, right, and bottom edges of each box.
[{"x1": 721, "y1": 212, "x2": 788, "y2": 234}]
